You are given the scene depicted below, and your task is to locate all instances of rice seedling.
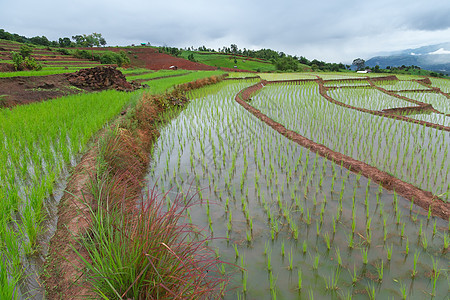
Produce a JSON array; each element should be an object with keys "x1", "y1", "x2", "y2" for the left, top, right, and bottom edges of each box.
[
  {"x1": 302, "y1": 240, "x2": 308, "y2": 254},
  {"x1": 361, "y1": 247, "x2": 369, "y2": 265},
  {"x1": 287, "y1": 248, "x2": 294, "y2": 270},
  {"x1": 411, "y1": 250, "x2": 420, "y2": 278},
  {"x1": 376, "y1": 260, "x2": 384, "y2": 282},
  {"x1": 366, "y1": 282, "x2": 376, "y2": 300},
  {"x1": 350, "y1": 264, "x2": 358, "y2": 285},
  {"x1": 324, "y1": 233, "x2": 331, "y2": 251},
  {"x1": 324, "y1": 268, "x2": 340, "y2": 291},
  {"x1": 297, "y1": 269, "x2": 302, "y2": 290},
  {"x1": 313, "y1": 254, "x2": 320, "y2": 270},
  {"x1": 234, "y1": 244, "x2": 240, "y2": 259},
  {"x1": 386, "y1": 244, "x2": 393, "y2": 261},
  {"x1": 267, "y1": 249, "x2": 273, "y2": 272}
]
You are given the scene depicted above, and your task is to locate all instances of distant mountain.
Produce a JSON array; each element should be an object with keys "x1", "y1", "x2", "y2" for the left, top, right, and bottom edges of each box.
[{"x1": 366, "y1": 42, "x2": 450, "y2": 75}]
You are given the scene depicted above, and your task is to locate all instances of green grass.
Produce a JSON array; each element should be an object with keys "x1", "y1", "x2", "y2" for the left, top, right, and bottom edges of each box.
[
  {"x1": 0, "y1": 68, "x2": 86, "y2": 77},
  {"x1": 143, "y1": 70, "x2": 225, "y2": 94},
  {"x1": 119, "y1": 67, "x2": 153, "y2": 75},
  {"x1": 127, "y1": 69, "x2": 191, "y2": 81}
]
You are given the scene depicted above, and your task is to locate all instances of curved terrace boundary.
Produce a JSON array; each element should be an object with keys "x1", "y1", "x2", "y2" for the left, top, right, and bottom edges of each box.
[
  {"x1": 318, "y1": 79, "x2": 450, "y2": 132},
  {"x1": 235, "y1": 80, "x2": 450, "y2": 220}
]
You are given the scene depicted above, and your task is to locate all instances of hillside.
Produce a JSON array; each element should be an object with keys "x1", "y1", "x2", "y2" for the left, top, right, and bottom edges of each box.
[{"x1": 366, "y1": 42, "x2": 450, "y2": 75}]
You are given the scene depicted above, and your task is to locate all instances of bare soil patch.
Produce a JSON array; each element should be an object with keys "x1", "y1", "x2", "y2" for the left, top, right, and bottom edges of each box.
[
  {"x1": 0, "y1": 74, "x2": 81, "y2": 108},
  {"x1": 0, "y1": 66, "x2": 143, "y2": 108},
  {"x1": 116, "y1": 47, "x2": 218, "y2": 70}
]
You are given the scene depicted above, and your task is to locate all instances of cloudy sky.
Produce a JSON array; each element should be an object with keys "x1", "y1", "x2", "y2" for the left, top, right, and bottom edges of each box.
[{"x1": 1, "y1": 0, "x2": 450, "y2": 63}]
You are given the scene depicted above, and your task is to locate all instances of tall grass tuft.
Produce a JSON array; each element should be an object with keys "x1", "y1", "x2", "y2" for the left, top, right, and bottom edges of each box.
[{"x1": 76, "y1": 184, "x2": 228, "y2": 299}]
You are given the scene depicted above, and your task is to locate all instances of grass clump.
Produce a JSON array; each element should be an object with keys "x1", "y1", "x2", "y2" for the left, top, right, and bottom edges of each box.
[{"x1": 77, "y1": 184, "x2": 227, "y2": 299}]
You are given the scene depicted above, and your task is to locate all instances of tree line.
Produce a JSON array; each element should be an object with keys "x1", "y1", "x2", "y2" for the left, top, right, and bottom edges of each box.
[
  {"x1": 0, "y1": 29, "x2": 106, "y2": 48},
  {"x1": 185, "y1": 44, "x2": 350, "y2": 72}
]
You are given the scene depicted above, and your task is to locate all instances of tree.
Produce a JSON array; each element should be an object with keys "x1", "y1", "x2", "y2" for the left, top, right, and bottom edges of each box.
[
  {"x1": 275, "y1": 56, "x2": 299, "y2": 71},
  {"x1": 58, "y1": 37, "x2": 72, "y2": 47},
  {"x1": 72, "y1": 35, "x2": 85, "y2": 45},
  {"x1": 230, "y1": 44, "x2": 238, "y2": 54},
  {"x1": 71, "y1": 33, "x2": 106, "y2": 47},
  {"x1": 352, "y1": 58, "x2": 365, "y2": 70}
]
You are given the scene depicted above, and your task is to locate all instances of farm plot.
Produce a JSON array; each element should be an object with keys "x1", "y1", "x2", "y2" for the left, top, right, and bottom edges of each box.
[
  {"x1": 316, "y1": 74, "x2": 366, "y2": 80},
  {"x1": 139, "y1": 70, "x2": 225, "y2": 95},
  {"x1": 250, "y1": 82, "x2": 450, "y2": 203},
  {"x1": 407, "y1": 113, "x2": 450, "y2": 128},
  {"x1": 430, "y1": 78, "x2": 450, "y2": 93},
  {"x1": 145, "y1": 79, "x2": 449, "y2": 299},
  {"x1": 259, "y1": 73, "x2": 317, "y2": 81},
  {"x1": 0, "y1": 90, "x2": 138, "y2": 297},
  {"x1": 323, "y1": 80, "x2": 371, "y2": 88},
  {"x1": 373, "y1": 80, "x2": 433, "y2": 91},
  {"x1": 397, "y1": 92, "x2": 450, "y2": 115},
  {"x1": 328, "y1": 87, "x2": 414, "y2": 111}
]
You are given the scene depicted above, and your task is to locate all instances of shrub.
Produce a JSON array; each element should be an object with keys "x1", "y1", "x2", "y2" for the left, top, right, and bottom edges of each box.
[
  {"x1": 11, "y1": 52, "x2": 24, "y2": 70},
  {"x1": 19, "y1": 45, "x2": 33, "y2": 58},
  {"x1": 100, "y1": 51, "x2": 130, "y2": 67},
  {"x1": 23, "y1": 57, "x2": 42, "y2": 71},
  {"x1": 73, "y1": 49, "x2": 91, "y2": 60},
  {"x1": 57, "y1": 48, "x2": 70, "y2": 55}
]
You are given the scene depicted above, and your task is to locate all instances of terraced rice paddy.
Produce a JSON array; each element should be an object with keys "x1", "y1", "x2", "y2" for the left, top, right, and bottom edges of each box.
[{"x1": 145, "y1": 78, "x2": 449, "y2": 299}]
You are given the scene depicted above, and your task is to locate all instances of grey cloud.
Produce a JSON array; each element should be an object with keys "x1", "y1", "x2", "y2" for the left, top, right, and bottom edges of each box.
[{"x1": 0, "y1": 0, "x2": 449, "y2": 63}]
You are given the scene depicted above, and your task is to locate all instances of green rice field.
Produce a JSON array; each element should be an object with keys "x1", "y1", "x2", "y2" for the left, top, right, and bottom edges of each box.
[{"x1": 145, "y1": 77, "x2": 449, "y2": 299}]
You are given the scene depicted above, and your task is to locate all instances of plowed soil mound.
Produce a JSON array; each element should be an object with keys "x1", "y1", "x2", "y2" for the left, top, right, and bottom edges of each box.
[{"x1": 67, "y1": 66, "x2": 142, "y2": 91}]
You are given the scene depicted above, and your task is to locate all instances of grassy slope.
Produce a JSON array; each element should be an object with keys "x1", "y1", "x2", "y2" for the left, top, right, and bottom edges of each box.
[
  {"x1": 142, "y1": 70, "x2": 225, "y2": 94},
  {"x1": 0, "y1": 39, "x2": 102, "y2": 76},
  {"x1": 180, "y1": 51, "x2": 277, "y2": 72}
]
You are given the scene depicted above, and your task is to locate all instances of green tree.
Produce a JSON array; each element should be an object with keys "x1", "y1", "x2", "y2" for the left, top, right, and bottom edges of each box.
[
  {"x1": 352, "y1": 58, "x2": 365, "y2": 70},
  {"x1": 58, "y1": 37, "x2": 72, "y2": 47},
  {"x1": 275, "y1": 56, "x2": 299, "y2": 71}
]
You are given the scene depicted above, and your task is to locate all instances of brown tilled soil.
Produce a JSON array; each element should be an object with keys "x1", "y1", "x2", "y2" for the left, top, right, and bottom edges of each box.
[
  {"x1": 0, "y1": 74, "x2": 82, "y2": 107},
  {"x1": 236, "y1": 81, "x2": 450, "y2": 220},
  {"x1": 100, "y1": 46, "x2": 218, "y2": 71}
]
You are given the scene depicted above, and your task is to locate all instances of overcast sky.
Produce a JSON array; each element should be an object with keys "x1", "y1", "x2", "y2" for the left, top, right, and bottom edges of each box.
[{"x1": 1, "y1": 0, "x2": 450, "y2": 63}]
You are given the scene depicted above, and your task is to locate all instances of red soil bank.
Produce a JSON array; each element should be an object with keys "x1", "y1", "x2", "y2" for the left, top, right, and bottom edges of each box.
[{"x1": 235, "y1": 81, "x2": 450, "y2": 220}]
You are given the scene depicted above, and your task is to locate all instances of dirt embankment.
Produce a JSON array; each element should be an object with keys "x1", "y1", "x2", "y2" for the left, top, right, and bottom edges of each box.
[{"x1": 235, "y1": 81, "x2": 450, "y2": 220}]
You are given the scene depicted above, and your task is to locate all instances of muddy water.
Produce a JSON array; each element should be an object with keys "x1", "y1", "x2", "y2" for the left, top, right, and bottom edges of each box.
[{"x1": 145, "y1": 80, "x2": 449, "y2": 299}]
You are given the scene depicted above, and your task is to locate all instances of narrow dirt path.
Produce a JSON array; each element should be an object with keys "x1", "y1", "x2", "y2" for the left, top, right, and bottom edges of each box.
[{"x1": 43, "y1": 145, "x2": 97, "y2": 299}]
